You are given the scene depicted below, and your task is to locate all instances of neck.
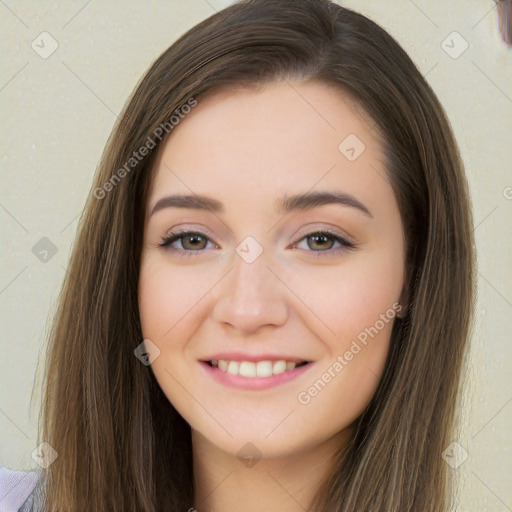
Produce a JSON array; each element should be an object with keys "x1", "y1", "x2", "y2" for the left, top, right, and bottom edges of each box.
[{"x1": 191, "y1": 427, "x2": 352, "y2": 512}]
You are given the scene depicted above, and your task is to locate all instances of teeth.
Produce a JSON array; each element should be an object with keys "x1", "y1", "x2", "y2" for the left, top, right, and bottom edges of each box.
[
  {"x1": 239, "y1": 361, "x2": 256, "y2": 378},
  {"x1": 210, "y1": 359, "x2": 305, "y2": 378},
  {"x1": 256, "y1": 361, "x2": 273, "y2": 377},
  {"x1": 227, "y1": 361, "x2": 239, "y2": 375},
  {"x1": 273, "y1": 360, "x2": 287, "y2": 375}
]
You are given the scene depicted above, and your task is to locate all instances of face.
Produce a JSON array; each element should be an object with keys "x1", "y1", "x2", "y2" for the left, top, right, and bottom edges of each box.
[{"x1": 138, "y1": 80, "x2": 405, "y2": 460}]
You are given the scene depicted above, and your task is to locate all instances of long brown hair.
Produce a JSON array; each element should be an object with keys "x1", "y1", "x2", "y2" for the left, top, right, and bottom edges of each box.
[{"x1": 35, "y1": 1, "x2": 475, "y2": 510}]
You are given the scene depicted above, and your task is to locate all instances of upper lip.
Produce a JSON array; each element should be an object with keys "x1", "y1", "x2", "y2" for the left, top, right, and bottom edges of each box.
[{"x1": 201, "y1": 352, "x2": 310, "y2": 363}]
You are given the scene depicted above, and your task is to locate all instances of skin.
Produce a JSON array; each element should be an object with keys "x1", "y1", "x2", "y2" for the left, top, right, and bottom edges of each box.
[{"x1": 138, "y1": 80, "x2": 405, "y2": 511}]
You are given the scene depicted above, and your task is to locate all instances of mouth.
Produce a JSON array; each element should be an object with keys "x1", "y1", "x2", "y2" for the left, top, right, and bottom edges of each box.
[
  {"x1": 204, "y1": 359, "x2": 310, "y2": 378},
  {"x1": 199, "y1": 357, "x2": 314, "y2": 390}
]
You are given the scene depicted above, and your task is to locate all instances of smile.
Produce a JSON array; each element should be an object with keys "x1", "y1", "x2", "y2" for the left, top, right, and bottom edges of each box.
[
  {"x1": 207, "y1": 359, "x2": 309, "y2": 378},
  {"x1": 200, "y1": 358, "x2": 314, "y2": 390}
]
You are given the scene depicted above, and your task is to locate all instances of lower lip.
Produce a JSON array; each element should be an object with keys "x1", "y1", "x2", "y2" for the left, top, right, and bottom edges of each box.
[{"x1": 199, "y1": 361, "x2": 314, "y2": 390}]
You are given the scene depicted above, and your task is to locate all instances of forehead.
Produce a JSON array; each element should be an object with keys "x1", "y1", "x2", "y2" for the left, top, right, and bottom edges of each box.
[{"x1": 147, "y1": 80, "x2": 390, "y2": 217}]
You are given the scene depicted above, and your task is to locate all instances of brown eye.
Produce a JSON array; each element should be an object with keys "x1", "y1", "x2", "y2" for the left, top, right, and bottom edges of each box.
[
  {"x1": 307, "y1": 233, "x2": 335, "y2": 251},
  {"x1": 159, "y1": 231, "x2": 214, "y2": 253},
  {"x1": 181, "y1": 233, "x2": 208, "y2": 250},
  {"x1": 293, "y1": 231, "x2": 356, "y2": 255}
]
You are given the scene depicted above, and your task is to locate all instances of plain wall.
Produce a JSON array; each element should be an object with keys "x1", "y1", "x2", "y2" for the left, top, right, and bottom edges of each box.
[{"x1": 1, "y1": 1, "x2": 511, "y2": 510}]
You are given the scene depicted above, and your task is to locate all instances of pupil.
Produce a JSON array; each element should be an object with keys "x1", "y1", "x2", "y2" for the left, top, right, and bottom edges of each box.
[
  {"x1": 185, "y1": 234, "x2": 205, "y2": 249},
  {"x1": 310, "y1": 234, "x2": 332, "y2": 250}
]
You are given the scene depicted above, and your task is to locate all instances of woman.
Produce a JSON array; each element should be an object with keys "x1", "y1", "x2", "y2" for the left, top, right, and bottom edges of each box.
[{"x1": 4, "y1": 0, "x2": 475, "y2": 510}]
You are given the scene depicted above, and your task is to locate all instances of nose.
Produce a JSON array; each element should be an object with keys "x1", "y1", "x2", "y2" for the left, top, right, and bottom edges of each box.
[{"x1": 212, "y1": 250, "x2": 289, "y2": 334}]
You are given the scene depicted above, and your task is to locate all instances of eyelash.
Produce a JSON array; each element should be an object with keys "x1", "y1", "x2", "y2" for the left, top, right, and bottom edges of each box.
[{"x1": 158, "y1": 229, "x2": 356, "y2": 257}]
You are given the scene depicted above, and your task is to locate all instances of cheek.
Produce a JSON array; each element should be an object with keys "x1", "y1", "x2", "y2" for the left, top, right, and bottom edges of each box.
[
  {"x1": 285, "y1": 248, "x2": 402, "y2": 411},
  {"x1": 138, "y1": 258, "x2": 209, "y2": 410},
  {"x1": 138, "y1": 257, "x2": 211, "y2": 339},
  {"x1": 293, "y1": 273, "x2": 399, "y2": 429},
  {"x1": 283, "y1": 248, "x2": 403, "y2": 352}
]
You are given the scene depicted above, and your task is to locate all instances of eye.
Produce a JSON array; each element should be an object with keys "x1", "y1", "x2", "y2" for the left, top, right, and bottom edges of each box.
[
  {"x1": 159, "y1": 230, "x2": 216, "y2": 255},
  {"x1": 158, "y1": 229, "x2": 356, "y2": 257},
  {"x1": 292, "y1": 231, "x2": 356, "y2": 255}
]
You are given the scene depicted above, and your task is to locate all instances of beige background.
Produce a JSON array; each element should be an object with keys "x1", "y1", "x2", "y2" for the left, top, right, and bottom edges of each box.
[{"x1": 1, "y1": 1, "x2": 510, "y2": 510}]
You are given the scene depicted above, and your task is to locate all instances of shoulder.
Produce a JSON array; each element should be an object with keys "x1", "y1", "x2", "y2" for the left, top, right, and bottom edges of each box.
[{"x1": 0, "y1": 466, "x2": 42, "y2": 512}]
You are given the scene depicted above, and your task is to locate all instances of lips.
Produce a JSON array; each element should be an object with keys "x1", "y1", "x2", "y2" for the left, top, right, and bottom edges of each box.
[{"x1": 199, "y1": 357, "x2": 314, "y2": 390}]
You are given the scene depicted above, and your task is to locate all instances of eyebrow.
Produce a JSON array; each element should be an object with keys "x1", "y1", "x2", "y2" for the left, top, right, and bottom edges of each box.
[{"x1": 149, "y1": 191, "x2": 372, "y2": 218}]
